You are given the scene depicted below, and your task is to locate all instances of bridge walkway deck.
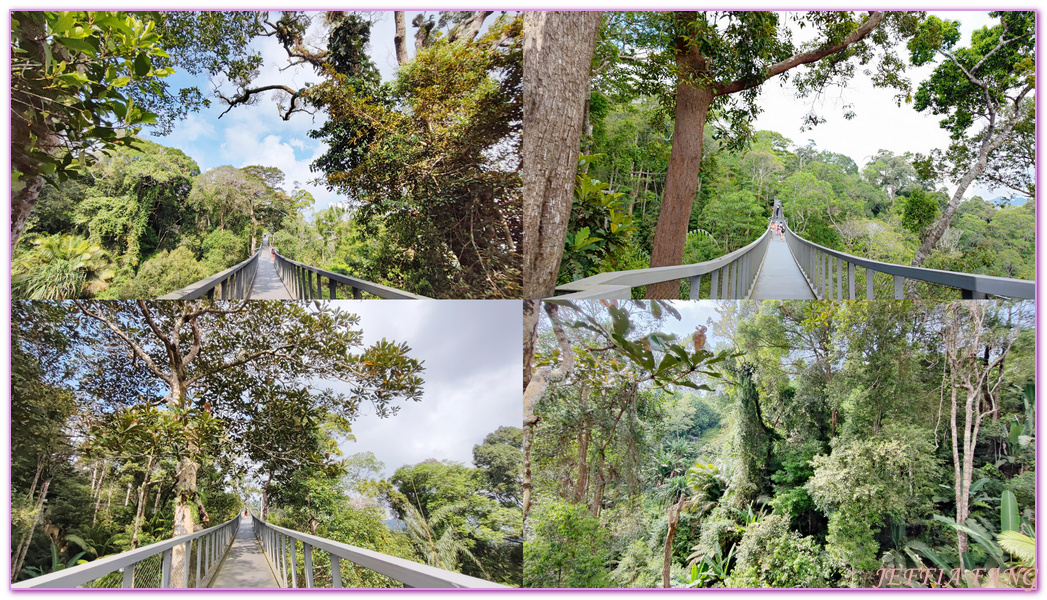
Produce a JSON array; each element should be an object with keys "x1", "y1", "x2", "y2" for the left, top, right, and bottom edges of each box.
[
  {"x1": 249, "y1": 252, "x2": 293, "y2": 300},
  {"x1": 749, "y1": 234, "x2": 815, "y2": 300},
  {"x1": 209, "y1": 516, "x2": 280, "y2": 588}
]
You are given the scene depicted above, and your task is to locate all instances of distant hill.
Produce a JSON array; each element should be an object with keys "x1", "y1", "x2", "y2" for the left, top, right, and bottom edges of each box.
[{"x1": 989, "y1": 194, "x2": 1031, "y2": 207}]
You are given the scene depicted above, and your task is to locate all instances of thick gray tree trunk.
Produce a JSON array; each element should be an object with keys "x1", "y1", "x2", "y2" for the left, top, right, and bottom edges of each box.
[
  {"x1": 521, "y1": 11, "x2": 602, "y2": 299},
  {"x1": 394, "y1": 12, "x2": 409, "y2": 65}
]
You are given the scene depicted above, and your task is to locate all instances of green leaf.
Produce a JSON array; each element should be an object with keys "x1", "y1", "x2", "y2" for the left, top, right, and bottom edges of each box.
[
  {"x1": 133, "y1": 52, "x2": 151, "y2": 77},
  {"x1": 51, "y1": 12, "x2": 77, "y2": 35},
  {"x1": 55, "y1": 36, "x2": 96, "y2": 56},
  {"x1": 110, "y1": 75, "x2": 131, "y2": 88},
  {"x1": 1001, "y1": 490, "x2": 1019, "y2": 532}
]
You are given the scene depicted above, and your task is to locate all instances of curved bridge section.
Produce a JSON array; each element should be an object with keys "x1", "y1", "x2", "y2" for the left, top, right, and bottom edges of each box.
[
  {"x1": 160, "y1": 244, "x2": 427, "y2": 300},
  {"x1": 557, "y1": 207, "x2": 1033, "y2": 300},
  {"x1": 13, "y1": 513, "x2": 504, "y2": 589}
]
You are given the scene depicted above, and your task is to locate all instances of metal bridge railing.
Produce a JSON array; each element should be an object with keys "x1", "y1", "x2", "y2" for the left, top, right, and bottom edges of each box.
[
  {"x1": 784, "y1": 224, "x2": 1034, "y2": 300},
  {"x1": 273, "y1": 252, "x2": 428, "y2": 300},
  {"x1": 159, "y1": 250, "x2": 261, "y2": 300},
  {"x1": 251, "y1": 516, "x2": 506, "y2": 589},
  {"x1": 12, "y1": 516, "x2": 239, "y2": 589},
  {"x1": 555, "y1": 229, "x2": 772, "y2": 299}
]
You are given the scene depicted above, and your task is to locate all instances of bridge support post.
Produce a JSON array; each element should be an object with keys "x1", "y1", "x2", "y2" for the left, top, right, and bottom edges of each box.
[
  {"x1": 331, "y1": 556, "x2": 343, "y2": 588},
  {"x1": 836, "y1": 258, "x2": 842, "y2": 300},
  {"x1": 182, "y1": 540, "x2": 191, "y2": 588},
  {"x1": 290, "y1": 539, "x2": 298, "y2": 588},
  {"x1": 161, "y1": 549, "x2": 172, "y2": 588},
  {"x1": 304, "y1": 544, "x2": 314, "y2": 588}
]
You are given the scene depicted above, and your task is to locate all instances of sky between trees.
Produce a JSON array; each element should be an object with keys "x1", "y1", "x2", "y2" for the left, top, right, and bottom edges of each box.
[{"x1": 137, "y1": 7, "x2": 1011, "y2": 225}]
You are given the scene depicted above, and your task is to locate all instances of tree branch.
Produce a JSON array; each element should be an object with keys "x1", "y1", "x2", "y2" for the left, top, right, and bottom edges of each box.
[
  {"x1": 216, "y1": 84, "x2": 309, "y2": 121},
  {"x1": 75, "y1": 301, "x2": 172, "y2": 387},
  {"x1": 715, "y1": 11, "x2": 886, "y2": 96}
]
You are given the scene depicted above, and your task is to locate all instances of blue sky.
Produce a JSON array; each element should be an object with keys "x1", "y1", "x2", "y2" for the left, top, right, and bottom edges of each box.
[{"x1": 141, "y1": 11, "x2": 431, "y2": 216}]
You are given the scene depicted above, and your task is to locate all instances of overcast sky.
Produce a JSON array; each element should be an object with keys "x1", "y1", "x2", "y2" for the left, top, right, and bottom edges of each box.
[{"x1": 324, "y1": 300, "x2": 521, "y2": 479}]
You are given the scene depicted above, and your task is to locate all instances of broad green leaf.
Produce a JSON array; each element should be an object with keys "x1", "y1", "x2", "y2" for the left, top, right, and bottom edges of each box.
[
  {"x1": 133, "y1": 52, "x2": 151, "y2": 77},
  {"x1": 1001, "y1": 490, "x2": 1019, "y2": 532}
]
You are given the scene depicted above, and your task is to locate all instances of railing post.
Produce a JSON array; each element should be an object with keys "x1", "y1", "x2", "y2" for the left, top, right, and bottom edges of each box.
[
  {"x1": 196, "y1": 537, "x2": 202, "y2": 588},
  {"x1": 836, "y1": 257, "x2": 842, "y2": 300},
  {"x1": 866, "y1": 267, "x2": 875, "y2": 300},
  {"x1": 328, "y1": 279, "x2": 337, "y2": 300},
  {"x1": 303, "y1": 544, "x2": 314, "y2": 588},
  {"x1": 848, "y1": 262, "x2": 855, "y2": 299},
  {"x1": 182, "y1": 541, "x2": 191, "y2": 588},
  {"x1": 280, "y1": 533, "x2": 287, "y2": 587},
  {"x1": 689, "y1": 274, "x2": 701, "y2": 300},
  {"x1": 161, "y1": 549, "x2": 172, "y2": 588},
  {"x1": 290, "y1": 540, "x2": 298, "y2": 588},
  {"x1": 331, "y1": 556, "x2": 342, "y2": 588},
  {"x1": 722, "y1": 263, "x2": 731, "y2": 299},
  {"x1": 710, "y1": 269, "x2": 719, "y2": 300},
  {"x1": 893, "y1": 274, "x2": 904, "y2": 299},
  {"x1": 122, "y1": 565, "x2": 134, "y2": 588},
  {"x1": 353, "y1": 286, "x2": 362, "y2": 299}
]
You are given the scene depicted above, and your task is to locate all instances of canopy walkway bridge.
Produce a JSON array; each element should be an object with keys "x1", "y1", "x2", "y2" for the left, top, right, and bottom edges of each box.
[
  {"x1": 160, "y1": 240, "x2": 427, "y2": 300},
  {"x1": 557, "y1": 202, "x2": 1034, "y2": 301},
  {"x1": 12, "y1": 514, "x2": 505, "y2": 589}
]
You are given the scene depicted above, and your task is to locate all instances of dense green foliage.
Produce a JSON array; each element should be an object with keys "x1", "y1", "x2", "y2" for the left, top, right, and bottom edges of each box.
[
  {"x1": 526, "y1": 300, "x2": 1034, "y2": 588},
  {"x1": 11, "y1": 301, "x2": 519, "y2": 587},
  {"x1": 554, "y1": 11, "x2": 1032, "y2": 295},
  {"x1": 572, "y1": 112, "x2": 1034, "y2": 294},
  {"x1": 306, "y1": 14, "x2": 522, "y2": 298},
  {"x1": 13, "y1": 11, "x2": 523, "y2": 298}
]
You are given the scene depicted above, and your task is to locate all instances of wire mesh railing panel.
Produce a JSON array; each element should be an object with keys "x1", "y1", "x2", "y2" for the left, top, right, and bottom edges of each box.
[
  {"x1": 133, "y1": 553, "x2": 164, "y2": 588},
  {"x1": 79, "y1": 570, "x2": 122, "y2": 588}
]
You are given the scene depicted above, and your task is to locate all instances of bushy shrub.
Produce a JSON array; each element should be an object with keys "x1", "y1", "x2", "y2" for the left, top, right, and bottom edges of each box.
[
  {"x1": 524, "y1": 500, "x2": 610, "y2": 588},
  {"x1": 724, "y1": 514, "x2": 828, "y2": 588}
]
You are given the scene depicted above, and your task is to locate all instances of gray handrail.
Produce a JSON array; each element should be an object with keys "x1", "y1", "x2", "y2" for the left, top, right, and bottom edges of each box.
[
  {"x1": 251, "y1": 516, "x2": 506, "y2": 589},
  {"x1": 12, "y1": 516, "x2": 240, "y2": 589},
  {"x1": 555, "y1": 229, "x2": 772, "y2": 299},
  {"x1": 273, "y1": 252, "x2": 428, "y2": 300},
  {"x1": 159, "y1": 250, "x2": 261, "y2": 300},
  {"x1": 784, "y1": 225, "x2": 1034, "y2": 300}
]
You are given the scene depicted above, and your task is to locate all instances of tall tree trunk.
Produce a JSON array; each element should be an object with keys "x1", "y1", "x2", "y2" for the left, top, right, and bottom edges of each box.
[
  {"x1": 12, "y1": 477, "x2": 51, "y2": 582},
  {"x1": 26, "y1": 455, "x2": 45, "y2": 502},
  {"x1": 572, "y1": 387, "x2": 591, "y2": 503},
  {"x1": 262, "y1": 471, "x2": 273, "y2": 521},
  {"x1": 522, "y1": 11, "x2": 602, "y2": 298},
  {"x1": 590, "y1": 450, "x2": 606, "y2": 517},
  {"x1": 393, "y1": 12, "x2": 409, "y2": 65},
  {"x1": 522, "y1": 302, "x2": 575, "y2": 526},
  {"x1": 92, "y1": 463, "x2": 108, "y2": 525},
  {"x1": 169, "y1": 455, "x2": 198, "y2": 587},
  {"x1": 663, "y1": 495, "x2": 684, "y2": 588},
  {"x1": 10, "y1": 15, "x2": 52, "y2": 252},
  {"x1": 131, "y1": 454, "x2": 156, "y2": 548},
  {"x1": 647, "y1": 14, "x2": 713, "y2": 299}
]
